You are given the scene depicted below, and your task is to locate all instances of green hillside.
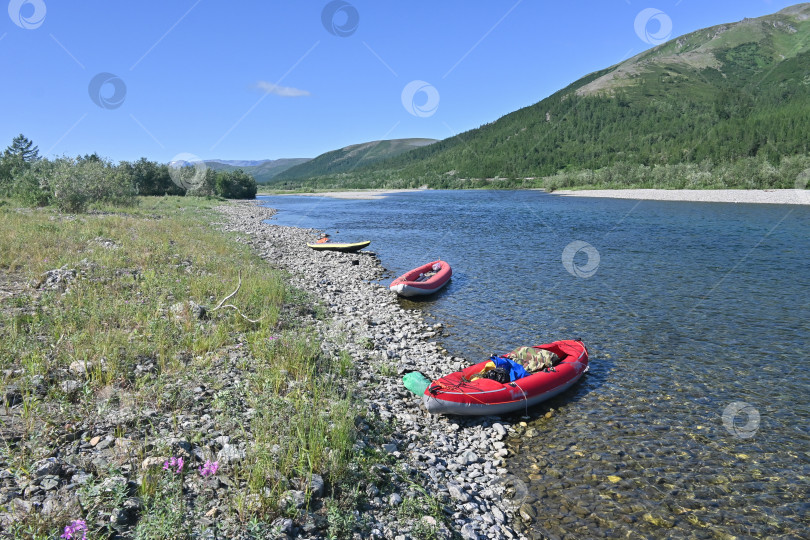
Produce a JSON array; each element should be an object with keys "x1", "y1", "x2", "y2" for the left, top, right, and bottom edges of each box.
[
  {"x1": 205, "y1": 158, "x2": 310, "y2": 184},
  {"x1": 268, "y1": 138, "x2": 437, "y2": 185},
  {"x1": 280, "y1": 3, "x2": 810, "y2": 191}
]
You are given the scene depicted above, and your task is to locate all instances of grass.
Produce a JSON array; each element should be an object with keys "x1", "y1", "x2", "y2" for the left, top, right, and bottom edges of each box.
[
  {"x1": 0, "y1": 195, "x2": 457, "y2": 539},
  {"x1": 0, "y1": 196, "x2": 369, "y2": 537}
]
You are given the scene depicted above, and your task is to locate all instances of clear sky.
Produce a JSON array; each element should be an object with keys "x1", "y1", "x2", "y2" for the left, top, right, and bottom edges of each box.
[{"x1": 1, "y1": 0, "x2": 800, "y2": 163}]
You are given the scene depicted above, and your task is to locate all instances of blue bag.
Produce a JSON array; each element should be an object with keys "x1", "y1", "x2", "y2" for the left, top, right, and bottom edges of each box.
[{"x1": 489, "y1": 356, "x2": 530, "y2": 382}]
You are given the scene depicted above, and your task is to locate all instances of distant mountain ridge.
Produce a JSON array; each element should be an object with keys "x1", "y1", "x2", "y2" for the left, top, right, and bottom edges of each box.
[
  {"x1": 207, "y1": 159, "x2": 281, "y2": 167},
  {"x1": 204, "y1": 158, "x2": 311, "y2": 184},
  {"x1": 273, "y1": 3, "x2": 810, "y2": 190},
  {"x1": 270, "y1": 138, "x2": 438, "y2": 184}
]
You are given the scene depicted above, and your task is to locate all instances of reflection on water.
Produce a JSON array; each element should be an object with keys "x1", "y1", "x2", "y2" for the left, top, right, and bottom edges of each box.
[{"x1": 259, "y1": 191, "x2": 810, "y2": 538}]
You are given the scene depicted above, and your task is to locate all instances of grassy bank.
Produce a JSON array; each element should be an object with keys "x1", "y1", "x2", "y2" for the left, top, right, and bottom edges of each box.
[{"x1": 0, "y1": 197, "x2": 388, "y2": 538}]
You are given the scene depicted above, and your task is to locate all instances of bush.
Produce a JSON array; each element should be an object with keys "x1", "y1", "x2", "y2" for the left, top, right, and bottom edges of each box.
[
  {"x1": 12, "y1": 160, "x2": 52, "y2": 206},
  {"x1": 48, "y1": 158, "x2": 137, "y2": 213},
  {"x1": 214, "y1": 169, "x2": 257, "y2": 199}
]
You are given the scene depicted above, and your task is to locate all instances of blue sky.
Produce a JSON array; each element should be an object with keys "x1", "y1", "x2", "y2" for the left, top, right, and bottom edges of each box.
[{"x1": 1, "y1": 0, "x2": 798, "y2": 163}]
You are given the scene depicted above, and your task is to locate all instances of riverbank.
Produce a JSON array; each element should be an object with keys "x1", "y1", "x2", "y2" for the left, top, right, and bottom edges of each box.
[
  {"x1": 550, "y1": 188, "x2": 810, "y2": 205},
  {"x1": 218, "y1": 200, "x2": 530, "y2": 539},
  {"x1": 0, "y1": 197, "x2": 528, "y2": 540}
]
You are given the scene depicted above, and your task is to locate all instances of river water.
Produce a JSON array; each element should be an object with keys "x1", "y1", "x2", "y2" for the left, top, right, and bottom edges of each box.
[{"x1": 258, "y1": 190, "x2": 809, "y2": 538}]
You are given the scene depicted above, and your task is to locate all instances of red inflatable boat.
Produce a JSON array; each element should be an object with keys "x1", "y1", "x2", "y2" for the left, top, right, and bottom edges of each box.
[
  {"x1": 423, "y1": 339, "x2": 589, "y2": 416},
  {"x1": 390, "y1": 260, "x2": 452, "y2": 297}
]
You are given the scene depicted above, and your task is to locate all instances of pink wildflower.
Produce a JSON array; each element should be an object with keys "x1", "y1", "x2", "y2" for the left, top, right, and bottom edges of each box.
[
  {"x1": 61, "y1": 519, "x2": 88, "y2": 539},
  {"x1": 162, "y1": 456, "x2": 184, "y2": 474},
  {"x1": 199, "y1": 460, "x2": 219, "y2": 477}
]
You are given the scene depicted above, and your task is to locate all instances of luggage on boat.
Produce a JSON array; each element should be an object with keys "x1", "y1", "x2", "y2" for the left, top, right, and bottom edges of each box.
[{"x1": 506, "y1": 346, "x2": 561, "y2": 372}]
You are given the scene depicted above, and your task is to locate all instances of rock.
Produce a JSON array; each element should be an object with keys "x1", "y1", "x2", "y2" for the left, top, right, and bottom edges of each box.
[
  {"x1": 61, "y1": 380, "x2": 82, "y2": 393},
  {"x1": 95, "y1": 436, "x2": 114, "y2": 450},
  {"x1": 3, "y1": 384, "x2": 22, "y2": 407},
  {"x1": 519, "y1": 503, "x2": 537, "y2": 522},
  {"x1": 141, "y1": 457, "x2": 163, "y2": 470},
  {"x1": 10, "y1": 498, "x2": 32, "y2": 520},
  {"x1": 309, "y1": 474, "x2": 325, "y2": 498},
  {"x1": 170, "y1": 300, "x2": 207, "y2": 321},
  {"x1": 460, "y1": 523, "x2": 479, "y2": 539},
  {"x1": 36, "y1": 267, "x2": 76, "y2": 290},
  {"x1": 459, "y1": 450, "x2": 479, "y2": 465},
  {"x1": 448, "y1": 484, "x2": 470, "y2": 503},
  {"x1": 110, "y1": 507, "x2": 128, "y2": 525},
  {"x1": 40, "y1": 478, "x2": 59, "y2": 491},
  {"x1": 389, "y1": 493, "x2": 402, "y2": 506},
  {"x1": 382, "y1": 443, "x2": 398, "y2": 453},
  {"x1": 217, "y1": 443, "x2": 245, "y2": 464},
  {"x1": 271, "y1": 517, "x2": 294, "y2": 534},
  {"x1": 280, "y1": 490, "x2": 306, "y2": 510},
  {"x1": 33, "y1": 458, "x2": 62, "y2": 477}
]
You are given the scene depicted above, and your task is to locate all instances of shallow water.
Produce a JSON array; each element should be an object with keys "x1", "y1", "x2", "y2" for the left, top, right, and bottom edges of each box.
[{"x1": 259, "y1": 190, "x2": 810, "y2": 538}]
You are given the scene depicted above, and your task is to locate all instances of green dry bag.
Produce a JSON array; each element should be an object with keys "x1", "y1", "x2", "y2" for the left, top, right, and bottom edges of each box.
[{"x1": 402, "y1": 372, "x2": 431, "y2": 396}]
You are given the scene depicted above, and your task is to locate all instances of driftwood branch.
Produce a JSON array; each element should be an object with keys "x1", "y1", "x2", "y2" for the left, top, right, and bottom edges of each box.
[
  {"x1": 210, "y1": 272, "x2": 242, "y2": 312},
  {"x1": 213, "y1": 304, "x2": 264, "y2": 324},
  {"x1": 209, "y1": 271, "x2": 264, "y2": 324}
]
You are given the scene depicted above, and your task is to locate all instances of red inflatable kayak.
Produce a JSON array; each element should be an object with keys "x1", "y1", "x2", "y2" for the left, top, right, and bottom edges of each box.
[
  {"x1": 390, "y1": 260, "x2": 452, "y2": 297},
  {"x1": 423, "y1": 339, "x2": 589, "y2": 416}
]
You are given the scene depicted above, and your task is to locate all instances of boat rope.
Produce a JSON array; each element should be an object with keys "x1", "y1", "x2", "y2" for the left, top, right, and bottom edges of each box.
[
  {"x1": 512, "y1": 380, "x2": 529, "y2": 417},
  {"x1": 430, "y1": 379, "x2": 498, "y2": 406}
]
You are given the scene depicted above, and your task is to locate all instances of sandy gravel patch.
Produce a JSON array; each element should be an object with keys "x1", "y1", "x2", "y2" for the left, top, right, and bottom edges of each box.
[{"x1": 551, "y1": 189, "x2": 810, "y2": 205}]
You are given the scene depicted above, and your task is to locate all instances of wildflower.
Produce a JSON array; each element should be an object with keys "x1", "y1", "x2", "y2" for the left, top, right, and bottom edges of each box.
[
  {"x1": 199, "y1": 460, "x2": 219, "y2": 477},
  {"x1": 163, "y1": 456, "x2": 184, "y2": 474},
  {"x1": 61, "y1": 519, "x2": 88, "y2": 539}
]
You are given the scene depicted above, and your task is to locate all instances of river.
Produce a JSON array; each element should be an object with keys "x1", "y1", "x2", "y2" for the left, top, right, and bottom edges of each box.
[{"x1": 258, "y1": 190, "x2": 809, "y2": 538}]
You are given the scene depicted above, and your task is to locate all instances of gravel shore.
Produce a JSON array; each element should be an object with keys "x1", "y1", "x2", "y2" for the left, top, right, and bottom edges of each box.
[
  {"x1": 217, "y1": 201, "x2": 530, "y2": 540},
  {"x1": 551, "y1": 188, "x2": 810, "y2": 205}
]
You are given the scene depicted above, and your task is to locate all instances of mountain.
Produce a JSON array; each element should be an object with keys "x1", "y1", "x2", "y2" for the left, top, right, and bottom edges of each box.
[
  {"x1": 279, "y1": 4, "x2": 810, "y2": 190},
  {"x1": 269, "y1": 138, "x2": 438, "y2": 184},
  {"x1": 207, "y1": 159, "x2": 279, "y2": 167},
  {"x1": 204, "y1": 158, "x2": 311, "y2": 184}
]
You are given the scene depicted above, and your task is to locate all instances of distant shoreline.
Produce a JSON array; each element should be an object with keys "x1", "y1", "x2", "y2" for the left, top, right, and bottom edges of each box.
[
  {"x1": 266, "y1": 188, "x2": 427, "y2": 200},
  {"x1": 260, "y1": 187, "x2": 810, "y2": 205},
  {"x1": 550, "y1": 188, "x2": 809, "y2": 205}
]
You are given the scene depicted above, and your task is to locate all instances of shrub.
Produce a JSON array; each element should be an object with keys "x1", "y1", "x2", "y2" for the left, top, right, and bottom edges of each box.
[{"x1": 48, "y1": 158, "x2": 137, "y2": 213}]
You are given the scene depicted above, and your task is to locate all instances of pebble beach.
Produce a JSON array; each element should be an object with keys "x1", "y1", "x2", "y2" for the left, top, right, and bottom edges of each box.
[
  {"x1": 550, "y1": 188, "x2": 810, "y2": 205},
  {"x1": 217, "y1": 201, "x2": 531, "y2": 539}
]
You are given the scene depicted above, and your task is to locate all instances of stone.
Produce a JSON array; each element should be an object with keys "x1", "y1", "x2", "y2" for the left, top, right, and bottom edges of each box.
[
  {"x1": 459, "y1": 450, "x2": 479, "y2": 465},
  {"x1": 382, "y1": 442, "x2": 398, "y2": 453},
  {"x1": 61, "y1": 380, "x2": 82, "y2": 393},
  {"x1": 309, "y1": 473, "x2": 325, "y2": 498},
  {"x1": 519, "y1": 503, "x2": 537, "y2": 522},
  {"x1": 40, "y1": 478, "x2": 59, "y2": 491},
  {"x1": 33, "y1": 458, "x2": 61, "y2": 477},
  {"x1": 170, "y1": 300, "x2": 207, "y2": 321},
  {"x1": 217, "y1": 443, "x2": 245, "y2": 464},
  {"x1": 460, "y1": 523, "x2": 479, "y2": 539},
  {"x1": 448, "y1": 484, "x2": 470, "y2": 503}
]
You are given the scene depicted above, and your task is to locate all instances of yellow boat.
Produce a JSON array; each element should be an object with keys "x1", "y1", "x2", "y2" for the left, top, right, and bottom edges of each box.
[{"x1": 306, "y1": 240, "x2": 371, "y2": 253}]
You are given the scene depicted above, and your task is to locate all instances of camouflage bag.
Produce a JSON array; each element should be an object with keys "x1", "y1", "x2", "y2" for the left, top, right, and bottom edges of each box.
[{"x1": 506, "y1": 347, "x2": 560, "y2": 372}]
